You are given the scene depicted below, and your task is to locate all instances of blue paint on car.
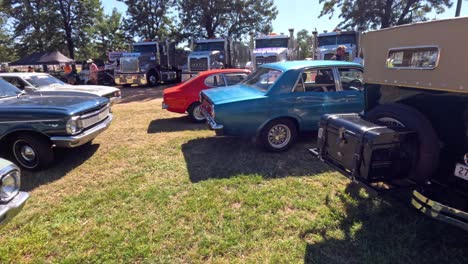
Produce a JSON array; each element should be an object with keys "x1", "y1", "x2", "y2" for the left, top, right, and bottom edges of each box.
[{"x1": 201, "y1": 60, "x2": 364, "y2": 151}]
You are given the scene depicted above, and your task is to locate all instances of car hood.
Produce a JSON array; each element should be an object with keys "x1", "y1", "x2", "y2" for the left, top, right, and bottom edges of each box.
[
  {"x1": 0, "y1": 94, "x2": 109, "y2": 115},
  {"x1": 39, "y1": 84, "x2": 119, "y2": 97},
  {"x1": 202, "y1": 84, "x2": 265, "y2": 105}
]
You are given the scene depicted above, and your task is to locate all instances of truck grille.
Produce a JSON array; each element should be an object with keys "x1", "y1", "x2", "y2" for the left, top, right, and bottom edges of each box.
[
  {"x1": 255, "y1": 55, "x2": 277, "y2": 66},
  {"x1": 120, "y1": 57, "x2": 139, "y2": 73},
  {"x1": 190, "y1": 58, "x2": 208, "y2": 71},
  {"x1": 79, "y1": 106, "x2": 110, "y2": 129}
]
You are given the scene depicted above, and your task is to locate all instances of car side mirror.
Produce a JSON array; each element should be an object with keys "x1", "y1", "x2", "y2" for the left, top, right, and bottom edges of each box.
[{"x1": 24, "y1": 86, "x2": 37, "y2": 92}]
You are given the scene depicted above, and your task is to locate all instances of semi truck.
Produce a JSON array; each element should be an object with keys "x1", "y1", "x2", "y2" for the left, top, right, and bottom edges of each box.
[
  {"x1": 183, "y1": 38, "x2": 250, "y2": 81},
  {"x1": 114, "y1": 40, "x2": 183, "y2": 86},
  {"x1": 250, "y1": 29, "x2": 297, "y2": 68},
  {"x1": 315, "y1": 30, "x2": 359, "y2": 62},
  {"x1": 311, "y1": 17, "x2": 468, "y2": 230}
]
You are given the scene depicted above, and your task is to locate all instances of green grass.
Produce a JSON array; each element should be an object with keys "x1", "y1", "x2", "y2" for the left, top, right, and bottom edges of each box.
[{"x1": 1, "y1": 89, "x2": 467, "y2": 263}]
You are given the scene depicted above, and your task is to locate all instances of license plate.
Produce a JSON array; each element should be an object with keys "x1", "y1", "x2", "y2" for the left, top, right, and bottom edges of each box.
[{"x1": 454, "y1": 163, "x2": 468, "y2": 181}]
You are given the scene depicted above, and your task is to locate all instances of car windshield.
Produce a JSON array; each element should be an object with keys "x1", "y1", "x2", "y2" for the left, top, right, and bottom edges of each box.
[
  {"x1": 194, "y1": 41, "x2": 225, "y2": 51},
  {"x1": 0, "y1": 78, "x2": 22, "y2": 98},
  {"x1": 24, "y1": 75, "x2": 65, "y2": 88},
  {"x1": 243, "y1": 67, "x2": 282, "y2": 92}
]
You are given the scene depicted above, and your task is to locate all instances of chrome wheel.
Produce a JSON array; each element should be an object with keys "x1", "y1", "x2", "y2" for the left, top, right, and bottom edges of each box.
[
  {"x1": 267, "y1": 124, "x2": 291, "y2": 149},
  {"x1": 193, "y1": 105, "x2": 205, "y2": 121}
]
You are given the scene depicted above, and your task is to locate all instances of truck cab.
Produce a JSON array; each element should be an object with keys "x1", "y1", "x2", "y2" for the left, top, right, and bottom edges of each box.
[
  {"x1": 183, "y1": 38, "x2": 249, "y2": 81},
  {"x1": 312, "y1": 17, "x2": 468, "y2": 230},
  {"x1": 250, "y1": 29, "x2": 297, "y2": 69},
  {"x1": 114, "y1": 40, "x2": 181, "y2": 87},
  {"x1": 316, "y1": 30, "x2": 358, "y2": 62}
]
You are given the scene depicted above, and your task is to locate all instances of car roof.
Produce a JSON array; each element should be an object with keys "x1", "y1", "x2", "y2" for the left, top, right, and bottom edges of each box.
[
  {"x1": 0, "y1": 72, "x2": 50, "y2": 77},
  {"x1": 198, "y1": 68, "x2": 251, "y2": 77},
  {"x1": 261, "y1": 60, "x2": 362, "y2": 71}
]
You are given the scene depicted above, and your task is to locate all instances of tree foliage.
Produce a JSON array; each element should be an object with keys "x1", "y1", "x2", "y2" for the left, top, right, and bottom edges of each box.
[
  {"x1": 178, "y1": 0, "x2": 278, "y2": 39},
  {"x1": 53, "y1": 0, "x2": 103, "y2": 59},
  {"x1": 118, "y1": 0, "x2": 176, "y2": 41},
  {"x1": 319, "y1": 0, "x2": 453, "y2": 30},
  {"x1": 296, "y1": 29, "x2": 311, "y2": 60}
]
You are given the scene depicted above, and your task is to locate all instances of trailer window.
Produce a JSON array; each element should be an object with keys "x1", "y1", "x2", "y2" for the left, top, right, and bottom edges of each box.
[{"x1": 387, "y1": 46, "x2": 439, "y2": 69}]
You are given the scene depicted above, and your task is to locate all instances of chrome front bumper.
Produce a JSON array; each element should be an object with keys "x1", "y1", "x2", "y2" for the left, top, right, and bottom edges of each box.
[
  {"x1": 412, "y1": 190, "x2": 468, "y2": 231},
  {"x1": 0, "y1": 192, "x2": 29, "y2": 227},
  {"x1": 201, "y1": 108, "x2": 223, "y2": 130},
  {"x1": 51, "y1": 114, "x2": 113, "y2": 148}
]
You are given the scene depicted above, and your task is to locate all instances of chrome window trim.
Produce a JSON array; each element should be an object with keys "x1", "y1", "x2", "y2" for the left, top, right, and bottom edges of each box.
[{"x1": 386, "y1": 45, "x2": 440, "y2": 70}]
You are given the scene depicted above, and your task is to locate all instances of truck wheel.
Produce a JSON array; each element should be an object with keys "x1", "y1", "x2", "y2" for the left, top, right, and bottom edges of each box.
[
  {"x1": 11, "y1": 134, "x2": 54, "y2": 170},
  {"x1": 259, "y1": 118, "x2": 297, "y2": 152},
  {"x1": 366, "y1": 103, "x2": 440, "y2": 183},
  {"x1": 147, "y1": 71, "x2": 158, "y2": 87},
  {"x1": 188, "y1": 102, "x2": 205, "y2": 123}
]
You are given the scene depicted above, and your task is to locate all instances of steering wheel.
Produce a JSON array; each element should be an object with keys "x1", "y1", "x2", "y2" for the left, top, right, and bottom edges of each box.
[{"x1": 348, "y1": 79, "x2": 363, "y2": 90}]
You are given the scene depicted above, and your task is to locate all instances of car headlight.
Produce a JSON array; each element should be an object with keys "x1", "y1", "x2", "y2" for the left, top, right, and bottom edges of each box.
[
  {"x1": 0, "y1": 167, "x2": 20, "y2": 203},
  {"x1": 66, "y1": 117, "x2": 81, "y2": 135}
]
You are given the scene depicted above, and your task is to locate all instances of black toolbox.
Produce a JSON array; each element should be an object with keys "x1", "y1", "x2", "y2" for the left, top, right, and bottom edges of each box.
[{"x1": 312, "y1": 113, "x2": 417, "y2": 183}]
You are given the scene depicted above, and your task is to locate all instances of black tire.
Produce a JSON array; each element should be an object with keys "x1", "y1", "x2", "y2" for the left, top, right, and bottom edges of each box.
[
  {"x1": 146, "y1": 71, "x2": 158, "y2": 87},
  {"x1": 11, "y1": 134, "x2": 54, "y2": 170},
  {"x1": 366, "y1": 103, "x2": 440, "y2": 183},
  {"x1": 187, "y1": 102, "x2": 205, "y2": 123},
  {"x1": 259, "y1": 118, "x2": 297, "y2": 152}
]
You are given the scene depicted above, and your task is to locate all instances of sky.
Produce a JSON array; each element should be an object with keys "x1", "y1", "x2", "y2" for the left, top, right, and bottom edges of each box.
[{"x1": 102, "y1": 0, "x2": 468, "y2": 35}]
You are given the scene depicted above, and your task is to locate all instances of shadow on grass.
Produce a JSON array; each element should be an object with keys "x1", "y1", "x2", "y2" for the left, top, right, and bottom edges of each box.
[
  {"x1": 147, "y1": 116, "x2": 206, "y2": 133},
  {"x1": 20, "y1": 144, "x2": 100, "y2": 192},
  {"x1": 302, "y1": 182, "x2": 468, "y2": 263},
  {"x1": 117, "y1": 86, "x2": 165, "y2": 104},
  {"x1": 182, "y1": 135, "x2": 331, "y2": 182}
]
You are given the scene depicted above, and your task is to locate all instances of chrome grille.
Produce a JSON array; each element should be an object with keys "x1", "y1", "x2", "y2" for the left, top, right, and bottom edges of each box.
[
  {"x1": 120, "y1": 57, "x2": 139, "y2": 73},
  {"x1": 255, "y1": 55, "x2": 277, "y2": 66},
  {"x1": 79, "y1": 106, "x2": 110, "y2": 129},
  {"x1": 190, "y1": 58, "x2": 208, "y2": 71}
]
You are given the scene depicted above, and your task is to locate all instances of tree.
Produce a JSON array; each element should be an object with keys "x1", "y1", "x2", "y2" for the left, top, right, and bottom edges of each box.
[
  {"x1": 296, "y1": 29, "x2": 311, "y2": 60},
  {"x1": 118, "y1": 0, "x2": 177, "y2": 41},
  {"x1": 178, "y1": 0, "x2": 278, "y2": 39},
  {"x1": 53, "y1": 0, "x2": 103, "y2": 59},
  {"x1": 2, "y1": 0, "x2": 64, "y2": 57},
  {"x1": 95, "y1": 8, "x2": 127, "y2": 54},
  {"x1": 0, "y1": 7, "x2": 16, "y2": 62},
  {"x1": 319, "y1": 0, "x2": 453, "y2": 30}
]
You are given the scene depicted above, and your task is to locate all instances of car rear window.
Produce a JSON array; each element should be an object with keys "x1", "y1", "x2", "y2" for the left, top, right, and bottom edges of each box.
[
  {"x1": 243, "y1": 67, "x2": 282, "y2": 92},
  {"x1": 224, "y1": 73, "x2": 248, "y2": 86}
]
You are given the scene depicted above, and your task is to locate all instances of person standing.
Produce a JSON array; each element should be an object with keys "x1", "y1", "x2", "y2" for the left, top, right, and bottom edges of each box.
[
  {"x1": 331, "y1": 45, "x2": 347, "y2": 61},
  {"x1": 87, "y1": 59, "x2": 98, "y2": 85}
]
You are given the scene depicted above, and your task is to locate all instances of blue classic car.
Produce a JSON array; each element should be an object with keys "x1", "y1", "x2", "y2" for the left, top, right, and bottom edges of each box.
[
  {"x1": 0, "y1": 158, "x2": 29, "y2": 227},
  {"x1": 200, "y1": 60, "x2": 364, "y2": 151},
  {"x1": 0, "y1": 78, "x2": 112, "y2": 170}
]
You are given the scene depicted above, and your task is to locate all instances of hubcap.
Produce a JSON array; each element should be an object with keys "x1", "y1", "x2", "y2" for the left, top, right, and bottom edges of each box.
[
  {"x1": 268, "y1": 124, "x2": 291, "y2": 148},
  {"x1": 193, "y1": 105, "x2": 205, "y2": 121},
  {"x1": 21, "y1": 146, "x2": 36, "y2": 161},
  {"x1": 149, "y1": 75, "x2": 157, "y2": 85}
]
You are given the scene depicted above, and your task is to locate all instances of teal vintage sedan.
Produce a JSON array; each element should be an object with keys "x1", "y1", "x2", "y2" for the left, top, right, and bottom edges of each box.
[{"x1": 200, "y1": 60, "x2": 364, "y2": 151}]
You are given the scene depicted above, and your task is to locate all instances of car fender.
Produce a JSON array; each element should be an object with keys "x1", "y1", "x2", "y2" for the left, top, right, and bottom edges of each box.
[{"x1": 255, "y1": 114, "x2": 301, "y2": 136}]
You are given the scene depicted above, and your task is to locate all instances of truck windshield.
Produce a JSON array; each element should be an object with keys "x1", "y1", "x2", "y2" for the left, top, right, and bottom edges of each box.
[
  {"x1": 133, "y1": 44, "x2": 157, "y2": 53},
  {"x1": 0, "y1": 78, "x2": 21, "y2": 98},
  {"x1": 243, "y1": 67, "x2": 282, "y2": 92},
  {"x1": 318, "y1": 34, "x2": 356, "y2": 46},
  {"x1": 255, "y1": 38, "x2": 289, "y2": 48},
  {"x1": 25, "y1": 75, "x2": 65, "y2": 88},
  {"x1": 194, "y1": 42, "x2": 225, "y2": 51}
]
